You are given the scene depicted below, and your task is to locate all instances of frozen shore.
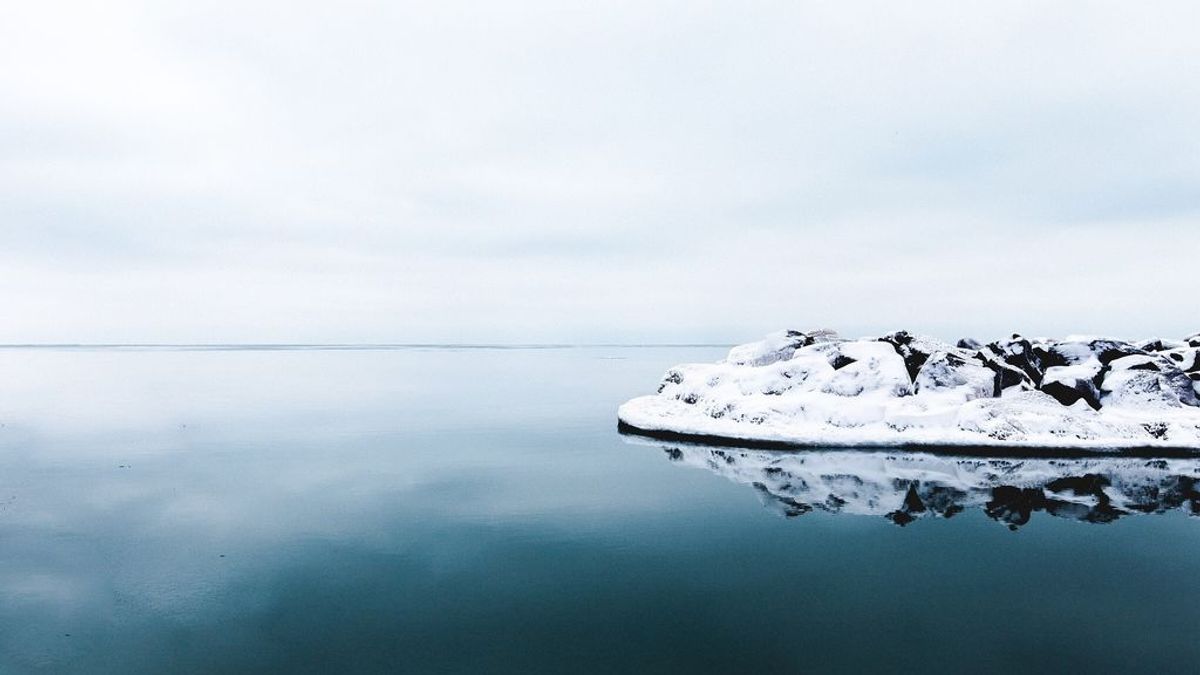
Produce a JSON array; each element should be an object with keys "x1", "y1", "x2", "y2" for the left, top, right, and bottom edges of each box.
[{"x1": 618, "y1": 330, "x2": 1200, "y2": 451}]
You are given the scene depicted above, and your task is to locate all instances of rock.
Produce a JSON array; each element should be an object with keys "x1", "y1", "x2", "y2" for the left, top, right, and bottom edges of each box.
[
  {"x1": 821, "y1": 341, "x2": 912, "y2": 397},
  {"x1": 974, "y1": 349, "x2": 1034, "y2": 395},
  {"x1": 914, "y1": 351, "x2": 995, "y2": 399},
  {"x1": 1041, "y1": 369, "x2": 1103, "y2": 410},
  {"x1": 981, "y1": 336, "x2": 1046, "y2": 384},
  {"x1": 1101, "y1": 355, "x2": 1200, "y2": 408},
  {"x1": 726, "y1": 329, "x2": 838, "y2": 367},
  {"x1": 1164, "y1": 348, "x2": 1200, "y2": 372},
  {"x1": 1089, "y1": 339, "x2": 1149, "y2": 365},
  {"x1": 829, "y1": 353, "x2": 857, "y2": 370},
  {"x1": 878, "y1": 331, "x2": 943, "y2": 383},
  {"x1": 957, "y1": 337, "x2": 982, "y2": 350},
  {"x1": 1136, "y1": 338, "x2": 1186, "y2": 352}
]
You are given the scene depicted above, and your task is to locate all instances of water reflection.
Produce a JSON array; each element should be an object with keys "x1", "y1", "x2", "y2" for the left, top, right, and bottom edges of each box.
[{"x1": 656, "y1": 444, "x2": 1200, "y2": 529}]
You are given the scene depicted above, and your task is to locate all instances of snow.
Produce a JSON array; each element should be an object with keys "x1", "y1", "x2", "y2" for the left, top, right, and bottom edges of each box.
[{"x1": 619, "y1": 330, "x2": 1200, "y2": 451}]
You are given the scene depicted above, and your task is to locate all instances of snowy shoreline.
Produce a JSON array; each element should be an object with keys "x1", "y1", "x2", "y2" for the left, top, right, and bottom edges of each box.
[{"x1": 618, "y1": 329, "x2": 1200, "y2": 452}]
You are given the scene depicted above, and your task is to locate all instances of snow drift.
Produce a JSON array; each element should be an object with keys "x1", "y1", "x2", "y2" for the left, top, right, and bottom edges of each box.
[{"x1": 618, "y1": 330, "x2": 1200, "y2": 451}]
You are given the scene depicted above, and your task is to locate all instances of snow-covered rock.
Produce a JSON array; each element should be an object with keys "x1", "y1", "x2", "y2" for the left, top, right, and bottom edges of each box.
[
  {"x1": 619, "y1": 329, "x2": 1200, "y2": 450},
  {"x1": 649, "y1": 443, "x2": 1200, "y2": 528}
]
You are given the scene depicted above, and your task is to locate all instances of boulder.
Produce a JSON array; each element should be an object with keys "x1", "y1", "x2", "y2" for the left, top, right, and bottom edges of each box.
[
  {"x1": 1164, "y1": 348, "x2": 1200, "y2": 373},
  {"x1": 1040, "y1": 369, "x2": 1103, "y2": 410},
  {"x1": 1101, "y1": 355, "x2": 1200, "y2": 408},
  {"x1": 1136, "y1": 338, "x2": 1186, "y2": 352},
  {"x1": 982, "y1": 336, "x2": 1046, "y2": 384},
  {"x1": 975, "y1": 351, "x2": 1033, "y2": 395},
  {"x1": 1088, "y1": 339, "x2": 1149, "y2": 365},
  {"x1": 877, "y1": 330, "x2": 945, "y2": 383},
  {"x1": 726, "y1": 329, "x2": 838, "y2": 367},
  {"x1": 914, "y1": 351, "x2": 995, "y2": 400}
]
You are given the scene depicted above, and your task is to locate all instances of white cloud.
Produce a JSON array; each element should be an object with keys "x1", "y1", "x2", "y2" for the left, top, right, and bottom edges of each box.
[{"x1": 2, "y1": 1, "x2": 1198, "y2": 342}]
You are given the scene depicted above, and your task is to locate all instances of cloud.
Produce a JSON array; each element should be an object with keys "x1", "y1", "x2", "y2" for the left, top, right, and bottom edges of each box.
[{"x1": 2, "y1": 1, "x2": 1198, "y2": 341}]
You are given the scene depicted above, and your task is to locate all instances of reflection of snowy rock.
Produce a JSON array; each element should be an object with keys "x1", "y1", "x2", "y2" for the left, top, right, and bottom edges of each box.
[
  {"x1": 619, "y1": 330, "x2": 1200, "y2": 450},
  {"x1": 656, "y1": 443, "x2": 1200, "y2": 529}
]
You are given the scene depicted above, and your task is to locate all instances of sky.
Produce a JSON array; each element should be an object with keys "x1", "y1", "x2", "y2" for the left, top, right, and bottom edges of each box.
[{"x1": 2, "y1": 1, "x2": 1198, "y2": 344}]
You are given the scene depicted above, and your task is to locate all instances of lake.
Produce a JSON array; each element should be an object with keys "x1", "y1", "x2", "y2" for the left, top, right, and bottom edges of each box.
[{"x1": 0, "y1": 346, "x2": 1197, "y2": 673}]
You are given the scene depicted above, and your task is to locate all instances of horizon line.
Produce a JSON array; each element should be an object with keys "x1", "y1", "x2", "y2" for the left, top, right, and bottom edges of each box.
[{"x1": 0, "y1": 342, "x2": 736, "y2": 351}]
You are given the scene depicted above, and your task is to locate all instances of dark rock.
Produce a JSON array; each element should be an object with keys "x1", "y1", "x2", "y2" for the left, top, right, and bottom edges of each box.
[
  {"x1": 957, "y1": 338, "x2": 982, "y2": 350},
  {"x1": 1136, "y1": 339, "x2": 1176, "y2": 352},
  {"x1": 878, "y1": 331, "x2": 933, "y2": 383},
  {"x1": 1041, "y1": 377, "x2": 1102, "y2": 410},
  {"x1": 1032, "y1": 343, "x2": 1071, "y2": 370},
  {"x1": 830, "y1": 353, "x2": 857, "y2": 370},
  {"x1": 984, "y1": 359, "x2": 1032, "y2": 395},
  {"x1": 975, "y1": 348, "x2": 1034, "y2": 395},
  {"x1": 1166, "y1": 349, "x2": 1200, "y2": 372},
  {"x1": 982, "y1": 336, "x2": 1045, "y2": 384},
  {"x1": 657, "y1": 369, "x2": 685, "y2": 392},
  {"x1": 1089, "y1": 339, "x2": 1148, "y2": 365},
  {"x1": 1142, "y1": 422, "x2": 1168, "y2": 440}
]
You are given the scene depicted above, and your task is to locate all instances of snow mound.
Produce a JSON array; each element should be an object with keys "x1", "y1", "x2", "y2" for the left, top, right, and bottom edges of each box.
[
  {"x1": 619, "y1": 329, "x2": 1200, "y2": 450},
  {"x1": 651, "y1": 443, "x2": 1200, "y2": 528}
]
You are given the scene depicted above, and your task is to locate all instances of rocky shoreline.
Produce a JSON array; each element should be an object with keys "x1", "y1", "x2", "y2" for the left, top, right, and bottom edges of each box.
[{"x1": 618, "y1": 330, "x2": 1200, "y2": 450}]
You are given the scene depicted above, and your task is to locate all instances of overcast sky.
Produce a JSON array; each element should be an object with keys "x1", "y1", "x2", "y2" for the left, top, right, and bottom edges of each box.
[{"x1": 2, "y1": 1, "x2": 1197, "y2": 343}]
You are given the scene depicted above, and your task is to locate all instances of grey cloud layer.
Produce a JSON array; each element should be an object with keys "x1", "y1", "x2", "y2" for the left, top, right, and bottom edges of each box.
[{"x1": 2, "y1": 1, "x2": 1197, "y2": 342}]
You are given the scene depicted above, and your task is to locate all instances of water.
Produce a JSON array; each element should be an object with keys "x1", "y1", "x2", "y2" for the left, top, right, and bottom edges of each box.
[{"x1": 0, "y1": 346, "x2": 1197, "y2": 673}]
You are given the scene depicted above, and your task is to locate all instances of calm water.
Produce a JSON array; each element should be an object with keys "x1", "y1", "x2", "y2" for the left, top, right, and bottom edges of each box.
[{"x1": 0, "y1": 346, "x2": 1198, "y2": 673}]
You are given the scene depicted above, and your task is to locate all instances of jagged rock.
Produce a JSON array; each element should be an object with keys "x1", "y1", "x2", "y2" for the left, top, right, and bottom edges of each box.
[
  {"x1": 974, "y1": 349, "x2": 1034, "y2": 395},
  {"x1": 878, "y1": 330, "x2": 947, "y2": 383},
  {"x1": 957, "y1": 337, "x2": 982, "y2": 350},
  {"x1": 1187, "y1": 333, "x2": 1200, "y2": 348},
  {"x1": 981, "y1": 336, "x2": 1045, "y2": 384}
]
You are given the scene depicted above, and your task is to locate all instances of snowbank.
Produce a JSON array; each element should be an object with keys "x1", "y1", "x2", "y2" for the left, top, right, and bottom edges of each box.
[{"x1": 618, "y1": 330, "x2": 1200, "y2": 450}]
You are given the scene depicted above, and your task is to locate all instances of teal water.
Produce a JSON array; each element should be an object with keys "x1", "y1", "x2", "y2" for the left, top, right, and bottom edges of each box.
[{"x1": 0, "y1": 347, "x2": 1197, "y2": 673}]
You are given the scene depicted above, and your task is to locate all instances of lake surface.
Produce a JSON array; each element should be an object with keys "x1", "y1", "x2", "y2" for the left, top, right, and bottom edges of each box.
[{"x1": 0, "y1": 346, "x2": 1198, "y2": 673}]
